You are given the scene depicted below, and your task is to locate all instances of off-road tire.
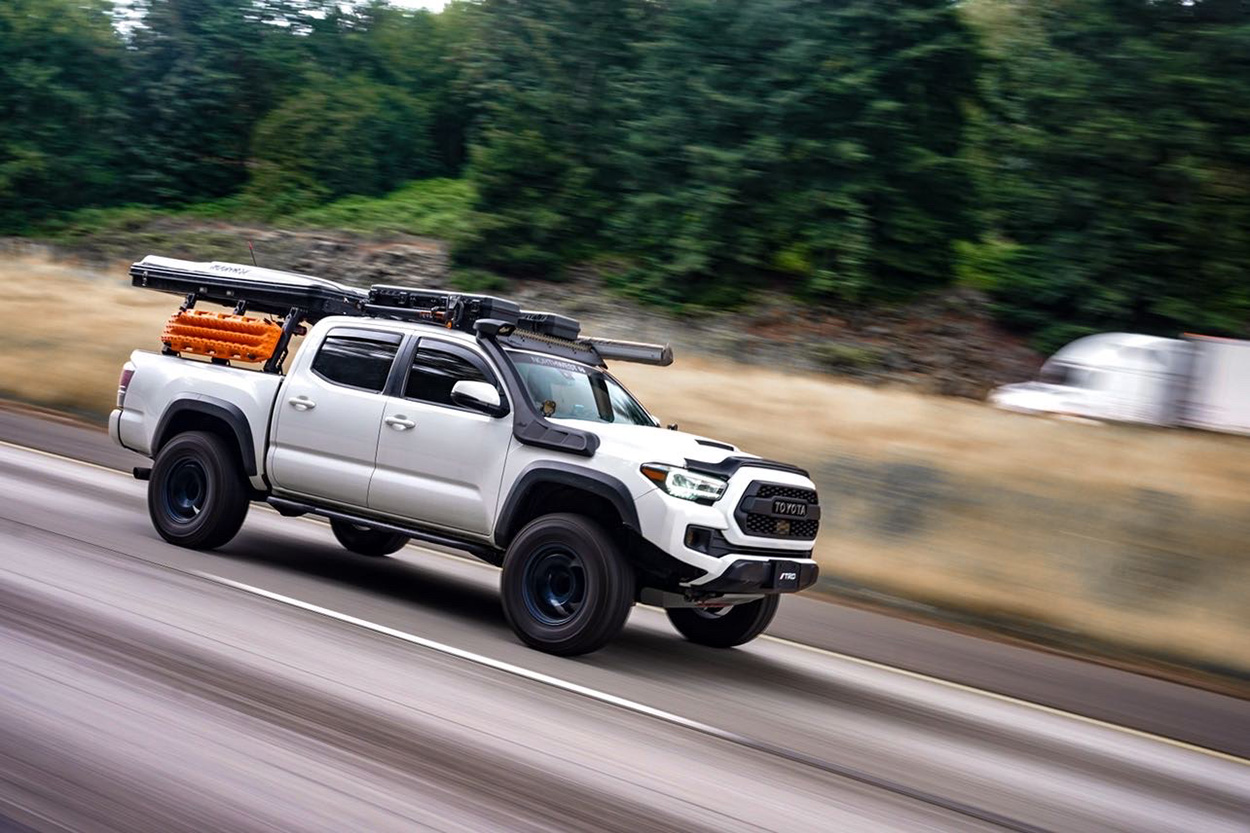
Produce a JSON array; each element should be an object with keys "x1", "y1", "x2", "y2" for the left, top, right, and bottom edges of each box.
[
  {"x1": 330, "y1": 519, "x2": 408, "y2": 557},
  {"x1": 148, "y1": 430, "x2": 250, "y2": 550},
  {"x1": 667, "y1": 595, "x2": 780, "y2": 648},
  {"x1": 500, "y1": 513, "x2": 635, "y2": 656}
]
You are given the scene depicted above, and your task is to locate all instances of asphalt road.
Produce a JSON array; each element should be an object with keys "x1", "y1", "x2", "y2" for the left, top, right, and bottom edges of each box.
[{"x1": 1, "y1": 413, "x2": 1248, "y2": 831}]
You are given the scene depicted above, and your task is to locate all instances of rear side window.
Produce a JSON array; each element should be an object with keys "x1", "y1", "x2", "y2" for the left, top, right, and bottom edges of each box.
[
  {"x1": 405, "y1": 346, "x2": 492, "y2": 407},
  {"x1": 311, "y1": 334, "x2": 399, "y2": 392}
]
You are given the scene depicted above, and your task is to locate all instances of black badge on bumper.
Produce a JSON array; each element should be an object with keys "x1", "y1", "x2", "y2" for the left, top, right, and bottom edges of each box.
[
  {"x1": 695, "y1": 559, "x2": 819, "y2": 595},
  {"x1": 772, "y1": 561, "x2": 802, "y2": 590}
]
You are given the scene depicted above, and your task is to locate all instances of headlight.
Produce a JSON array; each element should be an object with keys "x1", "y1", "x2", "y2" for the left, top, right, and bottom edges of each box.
[{"x1": 640, "y1": 464, "x2": 727, "y2": 502}]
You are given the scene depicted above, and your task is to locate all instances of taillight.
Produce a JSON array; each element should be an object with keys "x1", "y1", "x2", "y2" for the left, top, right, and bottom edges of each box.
[{"x1": 117, "y1": 365, "x2": 135, "y2": 409}]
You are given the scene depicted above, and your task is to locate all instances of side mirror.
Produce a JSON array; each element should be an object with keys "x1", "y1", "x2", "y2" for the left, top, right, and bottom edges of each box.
[{"x1": 451, "y1": 380, "x2": 505, "y2": 416}]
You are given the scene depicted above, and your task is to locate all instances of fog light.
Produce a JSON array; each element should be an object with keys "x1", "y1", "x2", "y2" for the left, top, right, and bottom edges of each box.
[{"x1": 684, "y1": 525, "x2": 714, "y2": 553}]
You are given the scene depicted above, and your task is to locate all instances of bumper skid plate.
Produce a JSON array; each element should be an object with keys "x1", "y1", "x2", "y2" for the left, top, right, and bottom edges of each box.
[{"x1": 695, "y1": 559, "x2": 818, "y2": 595}]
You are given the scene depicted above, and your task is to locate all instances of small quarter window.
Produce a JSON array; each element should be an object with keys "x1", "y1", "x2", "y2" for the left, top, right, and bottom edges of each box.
[{"x1": 311, "y1": 335, "x2": 399, "y2": 392}]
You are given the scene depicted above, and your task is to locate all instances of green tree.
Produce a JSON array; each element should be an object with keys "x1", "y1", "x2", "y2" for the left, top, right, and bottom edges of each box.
[
  {"x1": 608, "y1": 0, "x2": 889, "y2": 303},
  {"x1": 300, "y1": 1, "x2": 474, "y2": 174},
  {"x1": 461, "y1": 0, "x2": 981, "y2": 300},
  {"x1": 457, "y1": 0, "x2": 653, "y2": 274},
  {"x1": 125, "y1": 0, "x2": 319, "y2": 202},
  {"x1": 0, "y1": 0, "x2": 129, "y2": 230},
  {"x1": 246, "y1": 74, "x2": 434, "y2": 213},
  {"x1": 836, "y1": 0, "x2": 981, "y2": 294},
  {"x1": 964, "y1": 0, "x2": 1250, "y2": 350}
]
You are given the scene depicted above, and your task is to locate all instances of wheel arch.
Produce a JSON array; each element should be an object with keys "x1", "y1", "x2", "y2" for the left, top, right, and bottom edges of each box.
[
  {"x1": 153, "y1": 396, "x2": 257, "y2": 476},
  {"x1": 495, "y1": 464, "x2": 640, "y2": 549}
]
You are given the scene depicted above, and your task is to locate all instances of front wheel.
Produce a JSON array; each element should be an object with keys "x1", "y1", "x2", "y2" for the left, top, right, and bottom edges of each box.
[
  {"x1": 667, "y1": 595, "x2": 779, "y2": 648},
  {"x1": 330, "y1": 519, "x2": 408, "y2": 557},
  {"x1": 148, "y1": 430, "x2": 250, "y2": 550},
  {"x1": 500, "y1": 513, "x2": 635, "y2": 656}
]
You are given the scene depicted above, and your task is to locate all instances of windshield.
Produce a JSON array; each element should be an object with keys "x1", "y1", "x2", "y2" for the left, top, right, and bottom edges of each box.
[
  {"x1": 1039, "y1": 361, "x2": 1099, "y2": 389},
  {"x1": 507, "y1": 351, "x2": 654, "y2": 426}
]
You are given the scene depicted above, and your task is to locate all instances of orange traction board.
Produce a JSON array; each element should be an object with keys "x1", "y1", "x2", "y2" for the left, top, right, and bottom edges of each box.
[{"x1": 162, "y1": 309, "x2": 283, "y2": 363}]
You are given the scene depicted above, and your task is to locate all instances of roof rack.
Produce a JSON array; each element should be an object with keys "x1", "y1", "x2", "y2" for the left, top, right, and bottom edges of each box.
[{"x1": 130, "y1": 255, "x2": 673, "y2": 371}]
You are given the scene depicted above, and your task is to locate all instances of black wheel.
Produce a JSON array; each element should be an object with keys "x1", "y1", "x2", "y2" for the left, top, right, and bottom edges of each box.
[
  {"x1": 330, "y1": 518, "x2": 408, "y2": 557},
  {"x1": 148, "y1": 431, "x2": 250, "y2": 550},
  {"x1": 667, "y1": 595, "x2": 780, "y2": 648},
  {"x1": 500, "y1": 513, "x2": 635, "y2": 656}
]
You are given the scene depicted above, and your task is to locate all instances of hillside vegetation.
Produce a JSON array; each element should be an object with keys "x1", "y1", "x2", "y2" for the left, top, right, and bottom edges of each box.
[{"x1": 3, "y1": 0, "x2": 1248, "y2": 352}]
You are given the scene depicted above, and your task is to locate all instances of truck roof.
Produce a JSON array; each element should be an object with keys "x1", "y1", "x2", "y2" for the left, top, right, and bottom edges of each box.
[{"x1": 1050, "y1": 332, "x2": 1181, "y2": 369}]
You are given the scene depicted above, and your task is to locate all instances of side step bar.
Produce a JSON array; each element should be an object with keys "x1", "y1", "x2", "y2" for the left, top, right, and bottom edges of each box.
[{"x1": 266, "y1": 497, "x2": 501, "y2": 565}]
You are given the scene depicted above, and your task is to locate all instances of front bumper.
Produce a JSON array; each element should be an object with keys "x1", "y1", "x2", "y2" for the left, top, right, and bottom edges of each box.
[
  {"x1": 634, "y1": 475, "x2": 819, "y2": 587},
  {"x1": 692, "y1": 558, "x2": 819, "y2": 595}
]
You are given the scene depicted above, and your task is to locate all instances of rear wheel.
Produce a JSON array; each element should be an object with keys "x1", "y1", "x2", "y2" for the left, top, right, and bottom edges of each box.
[
  {"x1": 500, "y1": 513, "x2": 635, "y2": 656},
  {"x1": 148, "y1": 431, "x2": 250, "y2": 550},
  {"x1": 330, "y1": 519, "x2": 408, "y2": 557},
  {"x1": 667, "y1": 595, "x2": 779, "y2": 648}
]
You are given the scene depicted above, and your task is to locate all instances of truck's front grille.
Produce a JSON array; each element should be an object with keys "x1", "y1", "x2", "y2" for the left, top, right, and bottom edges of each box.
[
  {"x1": 735, "y1": 481, "x2": 821, "y2": 540},
  {"x1": 755, "y1": 484, "x2": 818, "y2": 504},
  {"x1": 741, "y1": 512, "x2": 820, "y2": 539}
]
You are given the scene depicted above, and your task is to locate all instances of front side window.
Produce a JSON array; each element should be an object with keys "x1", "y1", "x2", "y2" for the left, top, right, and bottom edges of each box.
[
  {"x1": 508, "y1": 351, "x2": 653, "y2": 426},
  {"x1": 405, "y1": 346, "x2": 493, "y2": 407},
  {"x1": 310, "y1": 334, "x2": 399, "y2": 392}
]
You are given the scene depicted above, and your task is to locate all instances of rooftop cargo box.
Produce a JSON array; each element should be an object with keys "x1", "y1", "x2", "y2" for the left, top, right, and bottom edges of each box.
[{"x1": 131, "y1": 256, "x2": 366, "y2": 321}]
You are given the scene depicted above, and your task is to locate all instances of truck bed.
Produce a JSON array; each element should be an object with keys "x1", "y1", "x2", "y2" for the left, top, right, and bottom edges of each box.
[{"x1": 112, "y1": 351, "x2": 284, "y2": 490}]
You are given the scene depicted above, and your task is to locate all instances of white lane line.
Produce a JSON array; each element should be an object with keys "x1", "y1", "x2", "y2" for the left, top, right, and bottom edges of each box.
[
  {"x1": 197, "y1": 572, "x2": 1051, "y2": 833},
  {"x1": 202, "y1": 573, "x2": 724, "y2": 733},
  {"x1": 2, "y1": 437, "x2": 1246, "y2": 765},
  {"x1": 0, "y1": 438, "x2": 131, "y2": 476},
  {"x1": 757, "y1": 635, "x2": 1250, "y2": 766}
]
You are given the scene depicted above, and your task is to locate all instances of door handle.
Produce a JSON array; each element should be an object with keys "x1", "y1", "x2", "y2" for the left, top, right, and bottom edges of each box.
[
  {"x1": 384, "y1": 415, "x2": 416, "y2": 430},
  {"x1": 288, "y1": 396, "x2": 316, "y2": 411}
]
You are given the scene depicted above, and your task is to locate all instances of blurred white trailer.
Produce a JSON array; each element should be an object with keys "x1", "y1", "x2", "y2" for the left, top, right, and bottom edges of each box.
[
  {"x1": 990, "y1": 332, "x2": 1250, "y2": 436},
  {"x1": 1185, "y1": 335, "x2": 1250, "y2": 434}
]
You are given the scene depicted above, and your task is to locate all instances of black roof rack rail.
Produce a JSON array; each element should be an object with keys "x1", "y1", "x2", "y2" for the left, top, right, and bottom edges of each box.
[
  {"x1": 130, "y1": 256, "x2": 672, "y2": 368},
  {"x1": 366, "y1": 285, "x2": 524, "y2": 332}
]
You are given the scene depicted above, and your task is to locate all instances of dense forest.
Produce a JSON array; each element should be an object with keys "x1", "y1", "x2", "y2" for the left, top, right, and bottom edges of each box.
[{"x1": 1, "y1": 0, "x2": 1247, "y2": 350}]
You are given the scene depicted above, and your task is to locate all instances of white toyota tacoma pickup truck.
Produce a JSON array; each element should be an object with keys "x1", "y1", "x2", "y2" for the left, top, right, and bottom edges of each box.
[{"x1": 112, "y1": 256, "x2": 820, "y2": 655}]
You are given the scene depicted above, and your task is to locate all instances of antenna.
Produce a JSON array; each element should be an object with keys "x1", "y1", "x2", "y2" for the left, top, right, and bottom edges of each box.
[{"x1": 247, "y1": 240, "x2": 258, "y2": 267}]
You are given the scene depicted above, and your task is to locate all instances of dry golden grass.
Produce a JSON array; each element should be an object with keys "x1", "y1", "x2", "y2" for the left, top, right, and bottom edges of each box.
[
  {"x1": 614, "y1": 357, "x2": 1250, "y2": 671},
  {"x1": 613, "y1": 356, "x2": 1250, "y2": 501},
  {"x1": 4, "y1": 248, "x2": 1248, "y2": 511},
  {"x1": 5, "y1": 249, "x2": 1249, "y2": 510},
  {"x1": 0, "y1": 254, "x2": 173, "y2": 415}
]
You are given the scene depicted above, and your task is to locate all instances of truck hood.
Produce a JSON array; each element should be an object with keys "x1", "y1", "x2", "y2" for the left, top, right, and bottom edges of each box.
[
  {"x1": 989, "y1": 381, "x2": 1086, "y2": 415},
  {"x1": 547, "y1": 419, "x2": 747, "y2": 467}
]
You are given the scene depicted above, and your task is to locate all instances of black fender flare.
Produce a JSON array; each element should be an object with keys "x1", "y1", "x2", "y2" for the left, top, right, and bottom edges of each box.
[
  {"x1": 153, "y1": 396, "x2": 258, "y2": 475},
  {"x1": 495, "y1": 463, "x2": 640, "y2": 547}
]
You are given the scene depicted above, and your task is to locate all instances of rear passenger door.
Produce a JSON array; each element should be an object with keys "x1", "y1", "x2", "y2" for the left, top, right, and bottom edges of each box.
[
  {"x1": 268, "y1": 327, "x2": 402, "y2": 507},
  {"x1": 369, "y1": 338, "x2": 513, "y2": 536}
]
